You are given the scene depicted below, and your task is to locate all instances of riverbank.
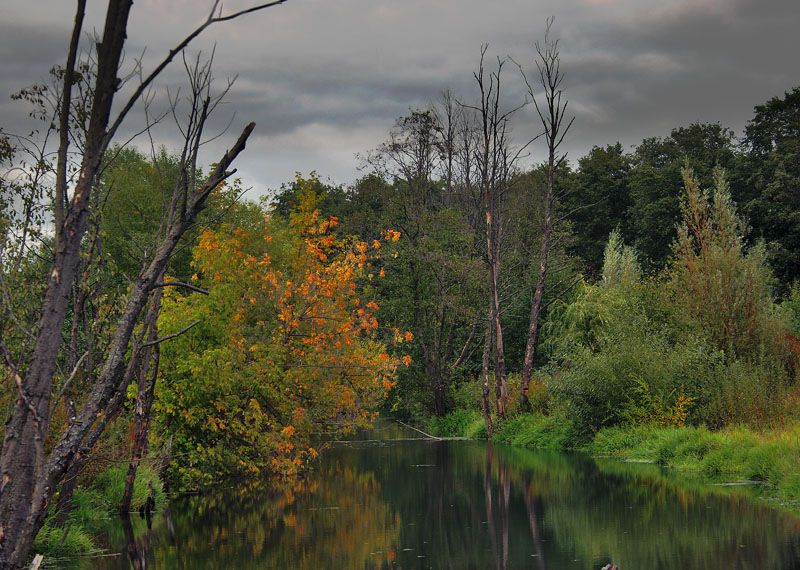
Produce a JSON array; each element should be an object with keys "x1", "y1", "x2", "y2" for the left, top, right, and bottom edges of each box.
[
  {"x1": 31, "y1": 464, "x2": 166, "y2": 568},
  {"x1": 424, "y1": 410, "x2": 800, "y2": 510}
]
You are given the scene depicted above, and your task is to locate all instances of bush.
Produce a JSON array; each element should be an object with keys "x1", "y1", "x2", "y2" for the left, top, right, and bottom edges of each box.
[
  {"x1": 493, "y1": 413, "x2": 577, "y2": 450},
  {"x1": 431, "y1": 409, "x2": 483, "y2": 437}
]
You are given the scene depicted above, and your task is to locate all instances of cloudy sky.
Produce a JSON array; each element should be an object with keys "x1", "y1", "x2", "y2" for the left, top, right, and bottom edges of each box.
[{"x1": 1, "y1": 0, "x2": 798, "y2": 197}]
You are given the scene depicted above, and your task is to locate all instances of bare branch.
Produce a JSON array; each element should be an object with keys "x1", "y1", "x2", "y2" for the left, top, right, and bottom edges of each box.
[
  {"x1": 103, "y1": 0, "x2": 287, "y2": 151},
  {"x1": 152, "y1": 281, "x2": 210, "y2": 295},
  {"x1": 142, "y1": 320, "x2": 201, "y2": 348},
  {"x1": 50, "y1": 350, "x2": 89, "y2": 418}
]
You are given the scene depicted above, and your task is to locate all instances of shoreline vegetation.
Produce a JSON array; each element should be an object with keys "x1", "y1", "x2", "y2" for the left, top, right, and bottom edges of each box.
[{"x1": 423, "y1": 409, "x2": 800, "y2": 512}]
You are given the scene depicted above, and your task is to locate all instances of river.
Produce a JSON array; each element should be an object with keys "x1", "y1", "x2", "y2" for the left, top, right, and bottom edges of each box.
[{"x1": 88, "y1": 420, "x2": 800, "y2": 569}]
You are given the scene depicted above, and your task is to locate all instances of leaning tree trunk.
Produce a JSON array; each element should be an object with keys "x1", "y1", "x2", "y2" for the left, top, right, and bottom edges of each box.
[
  {"x1": 0, "y1": 0, "x2": 278, "y2": 563},
  {"x1": 0, "y1": 3, "x2": 135, "y2": 566},
  {"x1": 119, "y1": 274, "x2": 164, "y2": 513}
]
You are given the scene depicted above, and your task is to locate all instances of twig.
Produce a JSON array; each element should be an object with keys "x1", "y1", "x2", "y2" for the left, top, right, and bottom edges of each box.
[
  {"x1": 142, "y1": 320, "x2": 201, "y2": 348},
  {"x1": 50, "y1": 350, "x2": 90, "y2": 418},
  {"x1": 1, "y1": 341, "x2": 41, "y2": 426},
  {"x1": 152, "y1": 281, "x2": 209, "y2": 295}
]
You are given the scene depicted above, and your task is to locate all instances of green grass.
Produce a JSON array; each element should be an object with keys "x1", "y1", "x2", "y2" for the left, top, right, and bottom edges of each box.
[
  {"x1": 428, "y1": 407, "x2": 800, "y2": 508},
  {"x1": 91, "y1": 463, "x2": 166, "y2": 512},
  {"x1": 426, "y1": 409, "x2": 486, "y2": 438},
  {"x1": 30, "y1": 464, "x2": 166, "y2": 565},
  {"x1": 588, "y1": 422, "x2": 800, "y2": 505},
  {"x1": 492, "y1": 413, "x2": 577, "y2": 450}
]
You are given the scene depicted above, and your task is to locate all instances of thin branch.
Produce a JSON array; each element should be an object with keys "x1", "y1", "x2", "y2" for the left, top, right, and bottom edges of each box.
[
  {"x1": 50, "y1": 350, "x2": 90, "y2": 418},
  {"x1": 555, "y1": 196, "x2": 605, "y2": 224},
  {"x1": 451, "y1": 311, "x2": 480, "y2": 370},
  {"x1": 152, "y1": 281, "x2": 210, "y2": 295},
  {"x1": 141, "y1": 320, "x2": 201, "y2": 348},
  {"x1": 103, "y1": 0, "x2": 287, "y2": 151},
  {"x1": 1, "y1": 341, "x2": 41, "y2": 427},
  {"x1": 542, "y1": 276, "x2": 583, "y2": 310}
]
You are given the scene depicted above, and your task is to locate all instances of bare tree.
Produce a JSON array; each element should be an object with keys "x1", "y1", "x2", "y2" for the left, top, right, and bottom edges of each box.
[
  {"x1": 466, "y1": 46, "x2": 532, "y2": 423},
  {"x1": 518, "y1": 19, "x2": 574, "y2": 408},
  {"x1": 0, "y1": 2, "x2": 285, "y2": 566}
]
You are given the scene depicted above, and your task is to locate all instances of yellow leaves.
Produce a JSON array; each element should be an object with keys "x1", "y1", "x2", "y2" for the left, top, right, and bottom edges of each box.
[
  {"x1": 379, "y1": 267, "x2": 385, "y2": 278},
  {"x1": 404, "y1": 331, "x2": 413, "y2": 342},
  {"x1": 402, "y1": 355, "x2": 412, "y2": 367},
  {"x1": 281, "y1": 425, "x2": 295, "y2": 437},
  {"x1": 372, "y1": 240, "x2": 382, "y2": 250}
]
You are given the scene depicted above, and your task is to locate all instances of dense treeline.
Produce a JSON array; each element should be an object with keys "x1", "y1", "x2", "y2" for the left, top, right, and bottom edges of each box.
[{"x1": 267, "y1": 86, "x2": 800, "y2": 439}]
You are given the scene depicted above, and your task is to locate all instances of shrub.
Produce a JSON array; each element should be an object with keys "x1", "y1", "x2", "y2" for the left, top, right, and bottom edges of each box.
[
  {"x1": 493, "y1": 413, "x2": 577, "y2": 450},
  {"x1": 433, "y1": 409, "x2": 483, "y2": 437}
]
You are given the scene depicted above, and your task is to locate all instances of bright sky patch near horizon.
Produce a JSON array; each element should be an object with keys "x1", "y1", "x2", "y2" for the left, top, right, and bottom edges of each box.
[{"x1": 1, "y1": 0, "x2": 797, "y2": 197}]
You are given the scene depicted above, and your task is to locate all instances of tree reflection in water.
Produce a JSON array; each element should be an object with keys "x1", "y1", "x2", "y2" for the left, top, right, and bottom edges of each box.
[{"x1": 93, "y1": 426, "x2": 800, "y2": 570}]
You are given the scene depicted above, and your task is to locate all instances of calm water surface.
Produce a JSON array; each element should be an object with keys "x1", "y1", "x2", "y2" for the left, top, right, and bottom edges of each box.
[{"x1": 89, "y1": 421, "x2": 800, "y2": 569}]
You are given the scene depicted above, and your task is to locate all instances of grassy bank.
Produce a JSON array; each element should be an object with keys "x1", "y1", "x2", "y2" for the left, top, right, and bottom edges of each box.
[
  {"x1": 425, "y1": 409, "x2": 800, "y2": 509},
  {"x1": 31, "y1": 464, "x2": 166, "y2": 567}
]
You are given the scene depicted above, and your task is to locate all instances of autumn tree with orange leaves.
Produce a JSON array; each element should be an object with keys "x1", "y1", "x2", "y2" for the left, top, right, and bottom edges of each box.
[{"x1": 155, "y1": 178, "x2": 407, "y2": 489}]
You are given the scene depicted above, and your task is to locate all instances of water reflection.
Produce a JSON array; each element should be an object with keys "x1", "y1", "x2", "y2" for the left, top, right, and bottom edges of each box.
[{"x1": 91, "y1": 424, "x2": 800, "y2": 570}]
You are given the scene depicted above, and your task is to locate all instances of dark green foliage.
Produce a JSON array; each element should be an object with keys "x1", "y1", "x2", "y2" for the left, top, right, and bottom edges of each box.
[
  {"x1": 564, "y1": 143, "x2": 632, "y2": 275},
  {"x1": 626, "y1": 123, "x2": 737, "y2": 269},
  {"x1": 269, "y1": 174, "x2": 350, "y2": 225},
  {"x1": 740, "y1": 87, "x2": 800, "y2": 286}
]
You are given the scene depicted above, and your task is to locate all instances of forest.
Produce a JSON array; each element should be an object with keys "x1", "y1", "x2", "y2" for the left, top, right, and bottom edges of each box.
[{"x1": 2, "y1": 1, "x2": 800, "y2": 567}]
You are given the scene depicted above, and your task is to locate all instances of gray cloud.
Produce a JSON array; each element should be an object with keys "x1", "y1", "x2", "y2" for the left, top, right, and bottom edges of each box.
[{"x1": 2, "y1": 0, "x2": 798, "y2": 192}]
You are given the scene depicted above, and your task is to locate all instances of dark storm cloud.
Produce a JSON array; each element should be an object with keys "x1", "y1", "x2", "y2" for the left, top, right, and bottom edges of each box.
[
  {"x1": 558, "y1": 0, "x2": 800, "y2": 157},
  {"x1": 2, "y1": 0, "x2": 799, "y2": 190},
  {"x1": 0, "y1": 20, "x2": 71, "y2": 135}
]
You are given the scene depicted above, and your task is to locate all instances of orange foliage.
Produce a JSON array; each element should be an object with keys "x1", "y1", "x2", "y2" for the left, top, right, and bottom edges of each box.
[{"x1": 157, "y1": 183, "x2": 403, "y2": 486}]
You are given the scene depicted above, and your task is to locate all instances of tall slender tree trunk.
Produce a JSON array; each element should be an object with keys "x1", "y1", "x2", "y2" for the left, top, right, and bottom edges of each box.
[
  {"x1": 481, "y1": 310, "x2": 494, "y2": 438},
  {"x1": 485, "y1": 188, "x2": 508, "y2": 419},
  {"x1": 519, "y1": 21, "x2": 573, "y2": 408},
  {"x1": 520, "y1": 155, "x2": 553, "y2": 407}
]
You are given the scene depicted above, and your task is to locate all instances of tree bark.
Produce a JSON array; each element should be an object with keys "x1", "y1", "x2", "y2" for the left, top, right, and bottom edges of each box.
[
  {"x1": 119, "y1": 276, "x2": 164, "y2": 513},
  {"x1": 481, "y1": 308, "x2": 494, "y2": 438},
  {"x1": 0, "y1": 3, "x2": 135, "y2": 565}
]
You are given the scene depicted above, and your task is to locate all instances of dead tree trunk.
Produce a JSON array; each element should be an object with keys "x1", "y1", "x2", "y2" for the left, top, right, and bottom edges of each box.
[
  {"x1": 473, "y1": 47, "x2": 512, "y2": 419},
  {"x1": 119, "y1": 273, "x2": 164, "y2": 513},
  {"x1": 519, "y1": 19, "x2": 574, "y2": 408}
]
